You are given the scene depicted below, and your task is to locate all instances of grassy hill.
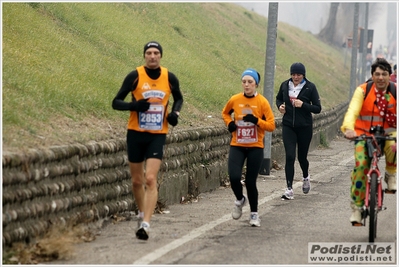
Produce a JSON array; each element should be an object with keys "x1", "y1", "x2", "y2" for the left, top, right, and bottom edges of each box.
[{"x1": 2, "y1": 2, "x2": 351, "y2": 153}]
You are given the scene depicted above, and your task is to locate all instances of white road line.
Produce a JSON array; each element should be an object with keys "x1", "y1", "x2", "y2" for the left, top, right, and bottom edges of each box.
[
  {"x1": 133, "y1": 152, "x2": 354, "y2": 264},
  {"x1": 133, "y1": 187, "x2": 298, "y2": 265}
]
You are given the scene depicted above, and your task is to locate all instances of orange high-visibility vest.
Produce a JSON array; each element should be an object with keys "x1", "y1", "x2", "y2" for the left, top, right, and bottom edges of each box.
[{"x1": 355, "y1": 82, "x2": 396, "y2": 135}]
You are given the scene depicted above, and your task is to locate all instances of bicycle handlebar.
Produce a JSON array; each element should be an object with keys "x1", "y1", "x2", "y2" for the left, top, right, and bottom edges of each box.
[
  {"x1": 345, "y1": 135, "x2": 397, "y2": 142},
  {"x1": 344, "y1": 134, "x2": 396, "y2": 159}
]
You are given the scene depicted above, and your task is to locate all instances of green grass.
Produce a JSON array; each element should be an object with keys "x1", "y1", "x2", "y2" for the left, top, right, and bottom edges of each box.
[{"x1": 2, "y1": 2, "x2": 351, "y2": 151}]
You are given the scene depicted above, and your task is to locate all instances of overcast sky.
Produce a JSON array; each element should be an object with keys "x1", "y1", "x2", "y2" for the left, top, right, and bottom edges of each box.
[
  {"x1": 237, "y1": 2, "x2": 329, "y2": 34},
  {"x1": 236, "y1": 2, "x2": 396, "y2": 58}
]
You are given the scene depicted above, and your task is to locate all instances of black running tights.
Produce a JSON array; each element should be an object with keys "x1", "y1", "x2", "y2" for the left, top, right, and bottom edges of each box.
[
  {"x1": 282, "y1": 124, "x2": 313, "y2": 189},
  {"x1": 228, "y1": 146, "x2": 263, "y2": 213}
]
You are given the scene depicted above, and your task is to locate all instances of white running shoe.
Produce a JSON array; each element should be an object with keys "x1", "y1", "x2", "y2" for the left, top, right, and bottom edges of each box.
[
  {"x1": 350, "y1": 202, "x2": 363, "y2": 226},
  {"x1": 281, "y1": 188, "x2": 294, "y2": 200},
  {"x1": 384, "y1": 172, "x2": 396, "y2": 193},
  {"x1": 302, "y1": 176, "x2": 311, "y2": 194},
  {"x1": 232, "y1": 195, "x2": 246, "y2": 220},
  {"x1": 249, "y1": 213, "x2": 261, "y2": 227}
]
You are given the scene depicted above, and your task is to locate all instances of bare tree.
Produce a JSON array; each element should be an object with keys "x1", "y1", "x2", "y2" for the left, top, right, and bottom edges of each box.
[
  {"x1": 318, "y1": 3, "x2": 339, "y2": 45},
  {"x1": 318, "y1": 2, "x2": 383, "y2": 48}
]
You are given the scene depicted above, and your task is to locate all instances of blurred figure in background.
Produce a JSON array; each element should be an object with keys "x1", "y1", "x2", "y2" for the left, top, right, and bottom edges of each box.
[{"x1": 390, "y1": 64, "x2": 397, "y2": 82}]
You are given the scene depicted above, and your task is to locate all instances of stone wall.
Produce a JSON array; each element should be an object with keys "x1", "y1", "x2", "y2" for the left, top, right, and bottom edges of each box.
[{"x1": 2, "y1": 101, "x2": 348, "y2": 246}]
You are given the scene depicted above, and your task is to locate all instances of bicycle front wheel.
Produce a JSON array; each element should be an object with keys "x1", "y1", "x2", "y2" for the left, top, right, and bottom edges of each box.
[{"x1": 369, "y1": 172, "x2": 378, "y2": 242}]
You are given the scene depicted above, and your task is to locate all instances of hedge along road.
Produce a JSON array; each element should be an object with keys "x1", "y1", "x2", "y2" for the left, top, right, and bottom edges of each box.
[{"x1": 50, "y1": 136, "x2": 397, "y2": 265}]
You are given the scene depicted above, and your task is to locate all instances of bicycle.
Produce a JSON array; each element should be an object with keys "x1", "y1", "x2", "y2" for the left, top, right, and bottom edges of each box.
[{"x1": 346, "y1": 125, "x2": 396, "y2": 243}]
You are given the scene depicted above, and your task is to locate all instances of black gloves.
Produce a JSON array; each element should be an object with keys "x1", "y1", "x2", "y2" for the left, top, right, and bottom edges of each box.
[
  {"x1": 130, "y1": 98, "x2": 150, "y2": 112},
  {"x1": 243, "y1": 114, "x2": 258, "y2": 125},
  {"x1": 167, "y1": 112, "x2": 179, "y2": 126},
  {"x1": 228, "y1": 116, "x2": 257, "y2": 133},
  {"x1": 228, "y1": 121, "x2": 237, "y2": 133}
]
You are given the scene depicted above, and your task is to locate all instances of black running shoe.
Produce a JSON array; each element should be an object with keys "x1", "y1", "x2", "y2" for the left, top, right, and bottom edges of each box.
[{"x1": 136, "y1": 223, "x2": 149, "y2": 240}]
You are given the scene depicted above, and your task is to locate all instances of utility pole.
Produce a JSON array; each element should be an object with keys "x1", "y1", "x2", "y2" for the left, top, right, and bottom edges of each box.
[
  {"x1": 360, "y1": 3, "x2": 369, "y2": 82},
  {"x1": 259, "y1": 2, "x2": 278, "y2": 175},
  {"x1": 350, "y1": 3, "x2": 360, "y2": 98}
]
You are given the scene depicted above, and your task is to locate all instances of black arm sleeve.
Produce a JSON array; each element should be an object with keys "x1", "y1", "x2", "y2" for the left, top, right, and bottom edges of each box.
[
  {"x1": 168, "y1": 72, "x2": 183, "y2": 112},
  {"x1": 275, "y1": 83, "x2": 284, "y2": 109},
  {"x1": 276, "y1": 80, "x2": 291, "y2": 109},
  {"x1": 303, "y1": 84, "x2": 322, "y2": 114},
  {"x1": 111, "y1": 70, "x2": 138, "y2": 111}
]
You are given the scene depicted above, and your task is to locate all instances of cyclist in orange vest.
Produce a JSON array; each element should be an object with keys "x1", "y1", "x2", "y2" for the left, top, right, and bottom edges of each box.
[
  {"x1": 112, "y1": 41, "x2": 183, "y2": 240},
  {"x1": 341, "y1": 58, "x2": 396, "y2": 225}
]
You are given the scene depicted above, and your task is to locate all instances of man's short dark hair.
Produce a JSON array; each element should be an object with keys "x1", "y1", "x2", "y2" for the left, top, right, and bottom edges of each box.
[{"x1": 371, "y1": 58, "x2": 392, "y2": 75}]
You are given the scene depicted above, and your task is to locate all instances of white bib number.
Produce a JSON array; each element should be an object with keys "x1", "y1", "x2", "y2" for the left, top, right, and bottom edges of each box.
[
  {"x1": 139, "y1": 104, "x2": 164, "y2": 130},
  {"x1": 236, "y1": 120, "x2": 258, "y2": 143}
]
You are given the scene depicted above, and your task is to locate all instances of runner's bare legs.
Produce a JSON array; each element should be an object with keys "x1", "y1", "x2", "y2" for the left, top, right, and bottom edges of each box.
[{"x1": 130, "y1": 158, "x2": 161, "y2": 224}]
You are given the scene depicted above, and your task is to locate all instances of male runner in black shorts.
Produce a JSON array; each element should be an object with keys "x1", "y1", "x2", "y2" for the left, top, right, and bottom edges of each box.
[{"x1": 112, "y1": 41, "x2": 183, "y2": 240}]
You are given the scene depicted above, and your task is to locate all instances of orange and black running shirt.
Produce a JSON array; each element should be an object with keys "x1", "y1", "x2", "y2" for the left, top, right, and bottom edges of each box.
[
  {"x1": 128, "y1": 66, "x2": 171, "y2": 133},
  {"x1": 222, "y1": 92, "x2": 275, "y2": 148},
  {"x1": 112, "y1": 65, "x2": 183, "y2": 134}
]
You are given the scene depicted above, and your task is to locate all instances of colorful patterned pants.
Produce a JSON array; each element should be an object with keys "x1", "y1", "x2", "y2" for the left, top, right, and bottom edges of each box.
[{"x1": 351, "y1": 133, "x2": 397, "y2": 207}]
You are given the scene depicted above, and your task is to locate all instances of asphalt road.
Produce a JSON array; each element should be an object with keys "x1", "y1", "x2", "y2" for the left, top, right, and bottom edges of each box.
[{"x1": 48, "y1": 135, "x2": 397, "y2": 265}]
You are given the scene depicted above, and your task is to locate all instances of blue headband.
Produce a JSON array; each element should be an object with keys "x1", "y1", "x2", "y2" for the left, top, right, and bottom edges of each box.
[{"x1": 241, "y1": 68, "x2": 259, "y2": 85}]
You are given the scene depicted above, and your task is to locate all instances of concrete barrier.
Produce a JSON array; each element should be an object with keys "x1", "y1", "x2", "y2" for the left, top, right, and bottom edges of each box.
[{"x1": 2, "y1": 101, "x2": 348, "y2": 246}]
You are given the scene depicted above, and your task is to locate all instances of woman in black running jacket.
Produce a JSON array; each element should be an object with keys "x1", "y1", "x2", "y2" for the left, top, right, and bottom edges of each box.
[{"x1": 275, "y1": 62, "x2": 322, "y2": 200}]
